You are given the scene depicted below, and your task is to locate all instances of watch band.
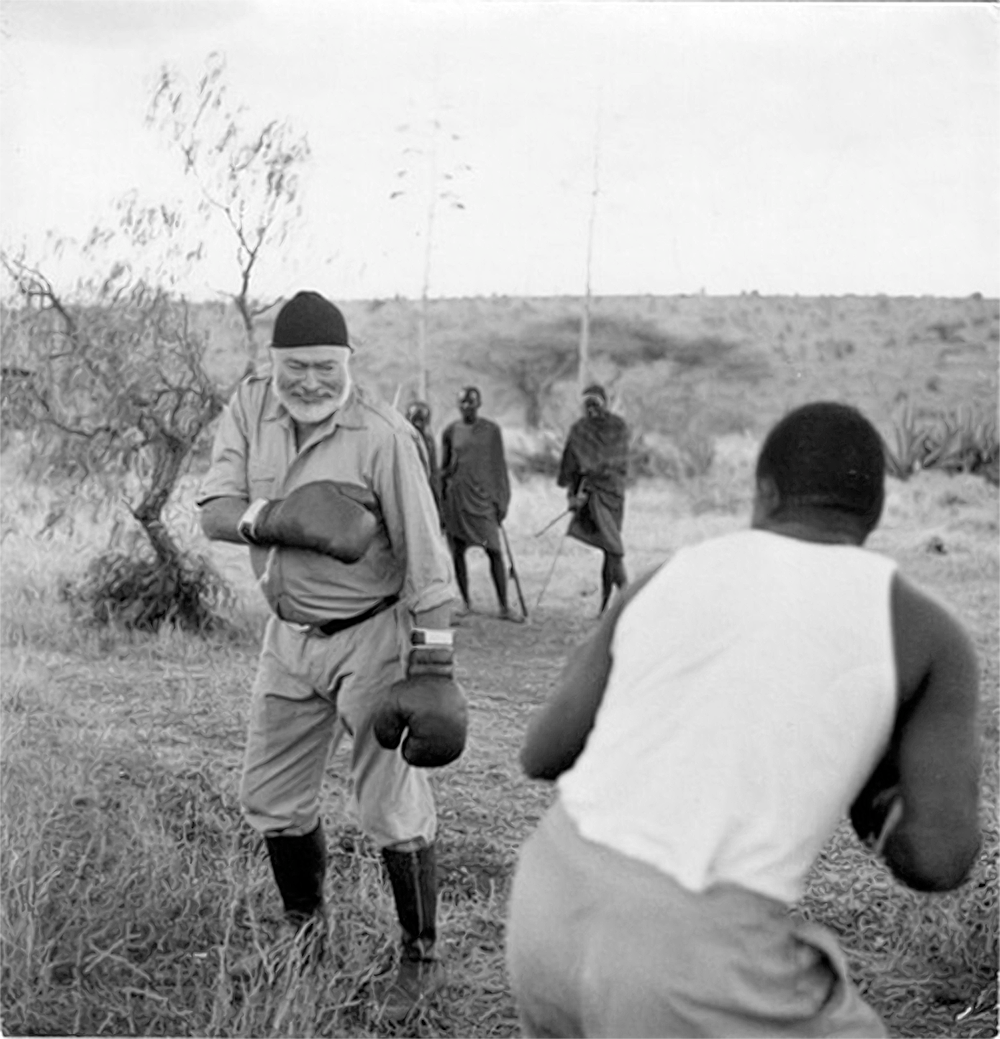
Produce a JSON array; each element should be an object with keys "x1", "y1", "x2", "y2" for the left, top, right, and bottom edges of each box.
[
  {"x1": 411, "y1": 628, "x2": 455, "y2": 648},
  {"x1": 237, "y1": 498, "x2": 270, "y2": 545}
]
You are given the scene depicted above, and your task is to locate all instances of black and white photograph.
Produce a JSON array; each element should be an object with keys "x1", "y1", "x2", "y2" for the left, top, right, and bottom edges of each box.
[{"x1": 1, "y1": 2, "x2": 997, "y2": 1036}]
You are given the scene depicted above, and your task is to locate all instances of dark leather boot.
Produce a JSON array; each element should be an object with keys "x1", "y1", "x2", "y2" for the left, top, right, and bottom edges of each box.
[
  {"x1": 229, "y1": 823, "x2": 328, "y2": 979},
  {"x1": 378, "y1": 842, "x2": 444, "y2": 1019},
  {"x1": 266, "y1": 822, "x2": 328, "y2": 926}
]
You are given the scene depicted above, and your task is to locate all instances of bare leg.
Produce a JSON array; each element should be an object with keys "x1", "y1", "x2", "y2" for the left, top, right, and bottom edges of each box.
[
  {"x1": 488, "y1": 547, "x2": 510, "y2": 614},
  {"x1": 449, "y1": 537, "x2": 471, "y2": 608},
  {"x1": 600, "y1": 553, "x2": 628, "y2": 613}
]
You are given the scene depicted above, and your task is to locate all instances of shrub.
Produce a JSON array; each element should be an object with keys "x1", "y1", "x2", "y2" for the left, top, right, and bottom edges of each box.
[
  {"x1": 927, "y1": 320, "x2": 966, "y2": 343},
  {"x1": 505, "y1": 425, "x2": 716, "y2": 484},
  {"x1": 885, "y1": 402, "x2": 934, "y2": 480},
  {"x1": 629, "y1": 430, "x2": 715, "y2": 481},
  {"x1": 60, "y1": 549, "x2": 235, "y2": 633},
  {"x1": 504, "y1": 427, "x2": 565, "y2": 479}
]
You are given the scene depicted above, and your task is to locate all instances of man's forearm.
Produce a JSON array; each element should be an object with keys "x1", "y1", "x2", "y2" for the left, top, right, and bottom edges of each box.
[
  {"x1": 200, "y1": 496, "x2": 251, "y2": 544},
  {"x1": 883, "y1": 809, "x2": 980, "y2": 892}
]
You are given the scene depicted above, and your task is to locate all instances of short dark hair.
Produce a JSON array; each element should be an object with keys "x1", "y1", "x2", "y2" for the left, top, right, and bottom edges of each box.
[
  {"x1": 755, "y1": 402, "x2": 886, "y2": 531},
  {"x1": 407, "y1": 400, "x2": 431, "y2": 423}
]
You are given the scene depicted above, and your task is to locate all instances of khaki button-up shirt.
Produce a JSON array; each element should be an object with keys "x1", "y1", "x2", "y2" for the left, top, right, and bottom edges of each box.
[{"x1": 198, "y1": 375, "x2": 456, "y2": 624}]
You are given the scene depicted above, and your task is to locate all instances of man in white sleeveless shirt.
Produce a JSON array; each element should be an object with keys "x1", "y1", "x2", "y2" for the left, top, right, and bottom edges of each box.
[{"x1": 507, "y1": 402, "x2": 981, "y2": 1038}]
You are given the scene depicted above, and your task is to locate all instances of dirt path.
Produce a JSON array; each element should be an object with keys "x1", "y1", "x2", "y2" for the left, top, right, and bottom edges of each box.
[{"x1": 433, "y1": 604, "x2": 594, "y2": 887}]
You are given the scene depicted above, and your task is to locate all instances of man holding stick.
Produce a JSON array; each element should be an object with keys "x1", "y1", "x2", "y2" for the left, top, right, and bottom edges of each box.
[{"x1": 557, "y1": 383, "x2": 630, "y2": 613}]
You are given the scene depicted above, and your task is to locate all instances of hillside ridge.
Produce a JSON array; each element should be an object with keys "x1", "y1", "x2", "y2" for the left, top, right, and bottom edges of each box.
[{"x1": 195, "y1": 293, "x2": 997, "y2": 442}]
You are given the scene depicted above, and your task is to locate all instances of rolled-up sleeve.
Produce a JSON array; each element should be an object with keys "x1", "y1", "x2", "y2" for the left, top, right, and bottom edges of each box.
[
  {"x1": 196, "y1": 392, "x2": 250, "y2": 506},
  {"x1": 375, "y1": 428, "x2": 457, "y2": 615}
]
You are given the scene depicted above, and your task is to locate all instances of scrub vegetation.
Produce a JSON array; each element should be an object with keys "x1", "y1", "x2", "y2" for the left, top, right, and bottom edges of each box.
[{"x1": 1, "y1": 291, "x2": 997, "y2": 1037}]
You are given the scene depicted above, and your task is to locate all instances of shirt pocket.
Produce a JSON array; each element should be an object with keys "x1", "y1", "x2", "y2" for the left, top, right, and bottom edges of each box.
[
  {"x1": 247, "y1": 463, "x2": 280, "y2": 501},
  {"x1": 247, "y1": 429, "x2": 291, "y2": 500}
]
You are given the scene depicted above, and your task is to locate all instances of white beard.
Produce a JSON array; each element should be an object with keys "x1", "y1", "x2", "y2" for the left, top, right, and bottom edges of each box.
[{"x1": 273, "y1": 371, "x2": 351, "y2": 425}]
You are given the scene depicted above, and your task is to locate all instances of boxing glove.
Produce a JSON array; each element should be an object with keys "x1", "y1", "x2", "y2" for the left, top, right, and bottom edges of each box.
[
  {"x1": 238, "y1": 481, "x2": 378, "y2": 563},
  {"x1": 372, "y1": 629, "x2": 469, "y2": 768}
]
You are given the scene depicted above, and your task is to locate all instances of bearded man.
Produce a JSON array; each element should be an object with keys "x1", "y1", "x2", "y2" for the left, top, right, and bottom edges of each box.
[{"x1": 197, "y1": 291, "x2": 463, "y2": 1020}]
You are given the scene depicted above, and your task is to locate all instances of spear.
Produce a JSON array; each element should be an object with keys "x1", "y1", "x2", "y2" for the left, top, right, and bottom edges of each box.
[
  {"x1": 500, "y1": 523, "x2": 529, "y2": 620},
  {"x1": 532, "y1": 507, "x2": 571, "y2": 538},
  {"x1": 534, "y1": 530, "x2": 568, "y2": 612}
]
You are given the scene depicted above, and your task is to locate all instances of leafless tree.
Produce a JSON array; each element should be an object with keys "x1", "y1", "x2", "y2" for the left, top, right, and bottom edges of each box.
[
  {"x1": 390, "y1": 115, "x2": 470, "y2": 400},
  {"x1": 148, "y1": 52, "x2": 311, "y2": 371},
  {"x1": 1, "y1": 207, "x2": 222, "y2": 570},
  {"x1": 0, "y1": 200, "x2": 232, "y2": 629},
  {"x1": 461, "y1": 331, "x2": 579, "y2": 430}
]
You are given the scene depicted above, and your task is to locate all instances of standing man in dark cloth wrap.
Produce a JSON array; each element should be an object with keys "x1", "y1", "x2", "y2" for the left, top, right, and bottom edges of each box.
[
  {"x1": 441, "y1": 386, "x2": 520, "y2": 621},
  {"x1": 557, "y1": 384, "x2": 630, "y2": 613}
]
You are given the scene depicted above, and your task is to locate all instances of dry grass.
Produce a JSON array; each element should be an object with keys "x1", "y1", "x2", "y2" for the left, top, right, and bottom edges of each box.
[{"x1": 1, "y1": 449, "x2": 997, "y2": 1037}]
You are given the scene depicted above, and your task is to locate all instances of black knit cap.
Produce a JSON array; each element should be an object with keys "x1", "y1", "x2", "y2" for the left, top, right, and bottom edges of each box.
[{"x1": 272, "y1": 291, "x2": 351, "y2": 350}]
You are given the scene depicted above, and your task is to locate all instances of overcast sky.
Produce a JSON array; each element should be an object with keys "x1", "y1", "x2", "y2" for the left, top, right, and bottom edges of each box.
[{"x1": 2, "y1": 0, "x2": 998, "y2": 301}]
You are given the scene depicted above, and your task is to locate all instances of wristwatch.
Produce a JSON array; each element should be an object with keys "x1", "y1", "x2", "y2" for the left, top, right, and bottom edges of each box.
[{"x1": 237, "y1": 498, "x2": 270, "y2": 545}]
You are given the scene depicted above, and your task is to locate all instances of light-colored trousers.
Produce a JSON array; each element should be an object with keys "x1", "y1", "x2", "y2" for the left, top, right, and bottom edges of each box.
[
  {"x1": 506, "y1": 799, "x2": 886, "y2": 1039},
  {"x1": 239, "y1": 604, "x2": 436, "y2": 848}
]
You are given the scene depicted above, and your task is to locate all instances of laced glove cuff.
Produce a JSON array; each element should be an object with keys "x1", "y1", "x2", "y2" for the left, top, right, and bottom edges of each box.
[{"x1": 408, "y1": 628, "x2": 455, "y2": 678}]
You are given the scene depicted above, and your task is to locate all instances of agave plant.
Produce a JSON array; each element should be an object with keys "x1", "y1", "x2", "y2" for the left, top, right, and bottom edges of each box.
[
  {"x1": 885, "y1": 402, "x2": 933, "y2": 480},
  {"x1": 886, "y1": 402, "x2": 998, "y2": 483},
  {"x1": 948, "y1": 405, "x2": 998, "y2": 477}
]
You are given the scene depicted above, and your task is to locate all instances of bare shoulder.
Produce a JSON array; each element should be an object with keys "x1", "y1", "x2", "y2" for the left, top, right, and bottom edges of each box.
[
  {"x1": 520, "y1": 563, "x2": 665, "y2": 780},
  {"x1": 891, "y1": 572, "x2": 978, "y2": 708},
  {"x1": 617, "y1": 564, "x2": 661, "y2": 611}
]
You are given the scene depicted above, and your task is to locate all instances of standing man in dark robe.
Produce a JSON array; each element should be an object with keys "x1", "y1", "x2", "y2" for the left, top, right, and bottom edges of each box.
[
  {"x1": 406, "y1": 400, "x2": 443, "y2": 522},
  {"x1": 441, "y1": 386, "x2": 519, "y2": 621},
  {"x1": 557, "y1": 384, "x2": 630, "y2": 613}
]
